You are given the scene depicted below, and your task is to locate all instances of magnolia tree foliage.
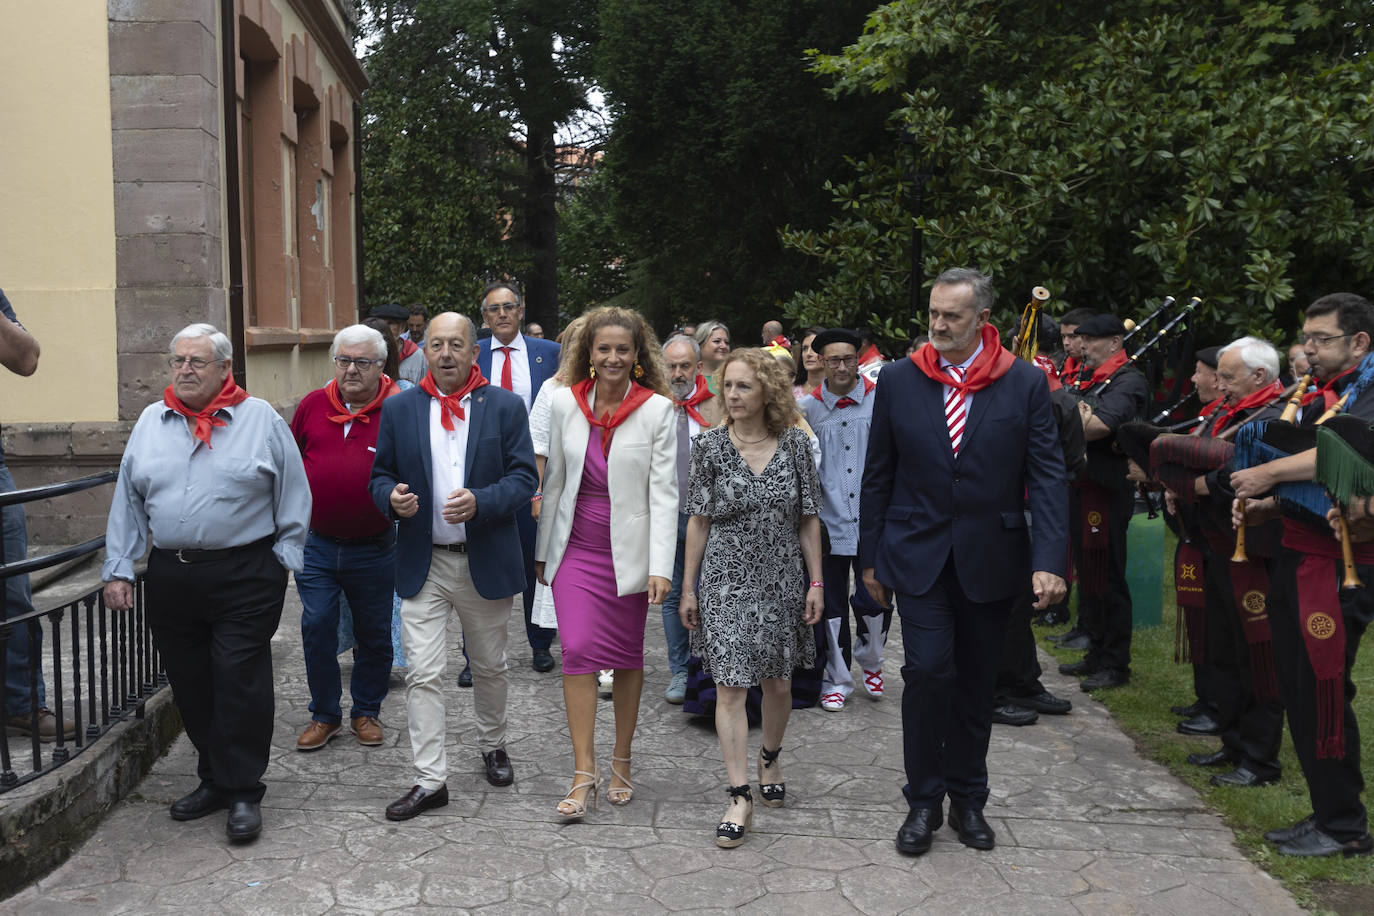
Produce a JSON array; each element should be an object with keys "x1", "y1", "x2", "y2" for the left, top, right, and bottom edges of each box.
[{"x1": 783, "y1": 0, "x2": 1374, "y2": 349}]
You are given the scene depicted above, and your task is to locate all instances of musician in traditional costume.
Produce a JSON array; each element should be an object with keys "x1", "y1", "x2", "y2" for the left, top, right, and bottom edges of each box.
[
  {"x1": 1232, "y1": 293, "x2": 1374, "y2": 857},
  {"x1": 1060, "y1": 314, "x2": 1149, "y2": 691}
]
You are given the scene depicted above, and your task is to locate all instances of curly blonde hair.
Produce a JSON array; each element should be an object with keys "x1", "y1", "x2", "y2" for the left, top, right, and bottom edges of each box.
[
  {"x1": 562, "y1": 306, "x2": 671, "y2": 397},
  {"x1": 552, "y1": 315, "x2": 588, "y2": 384},
  {"x1": 716, "y1": 348, "x2": 800, "y2": 437}
]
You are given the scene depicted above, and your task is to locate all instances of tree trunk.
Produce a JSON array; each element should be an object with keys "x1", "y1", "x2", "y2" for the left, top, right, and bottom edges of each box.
[{"x1": 522, "y1": 124, "x2": 558, "y2": 331}]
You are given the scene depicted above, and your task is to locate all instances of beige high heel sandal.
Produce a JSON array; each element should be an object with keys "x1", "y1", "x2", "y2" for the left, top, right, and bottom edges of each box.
[
  {"x1": 608, "y1": 754, "x2": 634, "y2": 805},
  {"x1": 557, "y1": 769, "x2": 600, "y2": 821}
]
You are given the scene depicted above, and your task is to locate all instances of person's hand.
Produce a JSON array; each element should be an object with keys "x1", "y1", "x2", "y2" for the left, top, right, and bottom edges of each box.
[
  {"x1": 390, "y1": 483, "x2": 419, "y2": 518},
  {"x1": 803, "y1": 584, "x2": 824, "y2": 625},
  {"x1": 1230, "y1": 466, "x2": 1274, "y2": 501},
  {"x1": 1126, "y1": 459, "x2": 1149, "y2": 484},
  {"x1": 1164, "y1": 490, "x2": 1179, "y2": 516},
  {"x1": 647, "y1": 576, "x2": 670, "y2": 605},
  {"x1": 679, "y1": 592, "x2": 700, "y2": 630},
  {"x1": 1235, "y1": 495, "x2": 1279, "y2": 528},
  {"x1": 862, "y1": 567, "x2": 891, "y2": 608},
  {"x1": 442, "y1": 488, "x2": 477, "y2": 524},
  {"x1": 534, "y1": 561, "x2": 547, "y2": 586},
  {"x1": 530, "y1": 497, "x2": 542, "y2": 522},
  {"x1": 1346, "y1": 495, "x2": 1374, "y2": 523},
  {"x1": 103, "y1": 579, "x2": 133, "y2": 611},
  {"x1": 1031, "y1": 571, "x2": 1067, "y2": 611}
]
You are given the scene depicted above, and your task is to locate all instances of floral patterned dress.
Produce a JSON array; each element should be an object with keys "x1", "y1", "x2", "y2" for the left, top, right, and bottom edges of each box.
[{"x1": 687, "y1": 425, "x2": 820, "y2": 686}]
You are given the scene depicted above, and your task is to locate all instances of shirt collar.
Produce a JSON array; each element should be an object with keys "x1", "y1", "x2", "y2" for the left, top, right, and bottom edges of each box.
[
  {"x1": 939, "y1": 341, "x2": 984, "y2": 372},
  {"x1": 161, "y1": 401, "x2": 240, "y2": 422},
  {"x1": 820, "y1": 379, "x2": 868, "y2": 408},
  {"x1": 494, "y1": 333, "x2": 526, "y2": 354}
]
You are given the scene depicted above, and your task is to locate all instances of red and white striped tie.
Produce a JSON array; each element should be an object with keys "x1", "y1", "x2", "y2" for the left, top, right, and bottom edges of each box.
[{"x1": 944, "y1": 365, "x2": 967, "y2": 455}]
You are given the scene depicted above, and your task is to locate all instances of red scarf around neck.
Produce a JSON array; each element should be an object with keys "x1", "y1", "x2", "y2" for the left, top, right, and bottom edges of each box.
[
  {"x1": 909, "y1": 324, "x2": 1016, "y2": 392},
  {"x1": 1301, "y1": 365, "x2": 1357, "y2": 409},
  {"x1": 572, "y1": 378, "x2": 656, "y2": 457},
  {"x1": 324, "y1": 375, "x2": 399, "y2": 425},
  {"x1": 420, "y1": 366, "x2": 489, "y2": 430},
  {"x1": 674, "y1": 375, "x2": 715, "y2": 426},
  {"x1": 812, "y1": 375, "x2": 875, "y2": 406},
  {"x1": 163, "y1": 373, "x2": 250, "y2": 448},
  {"x1": 1209, "y1": 381, "x2": 1283, "y2": 436},
  {"x1": 399, "y1": 338, "x2": 419, "y2": 360},
  {"x1": 1059, "y1": 355, "x2": 1081, "y2": 384},
  {"x1": 1074, "y1": 348, "x2": 1130, "y2": 390}
]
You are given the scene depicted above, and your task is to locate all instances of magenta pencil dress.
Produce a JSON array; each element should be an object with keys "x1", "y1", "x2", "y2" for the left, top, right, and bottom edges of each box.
[{"x1": 551, "y1": 428, "x2": 650, "y2": 674}]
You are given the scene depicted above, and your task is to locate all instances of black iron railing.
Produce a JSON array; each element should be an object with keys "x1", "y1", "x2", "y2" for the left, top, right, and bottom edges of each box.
[{"x1": 0, "y1": 471, "x2": 166, "y2": 792}]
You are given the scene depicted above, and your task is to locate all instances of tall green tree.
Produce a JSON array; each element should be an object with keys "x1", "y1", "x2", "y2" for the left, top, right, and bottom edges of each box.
[
  {"x1": 596, "y1": 0, "x2": 890, "y2": 333},
  {"x1": 784, "y1": 0, "x2": 1374, "y2": 348}
]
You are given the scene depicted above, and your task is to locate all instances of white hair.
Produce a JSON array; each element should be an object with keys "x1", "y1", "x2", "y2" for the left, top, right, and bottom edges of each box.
[
  {"x1": 663, "y1": 334, "x2": 701, "y2": 359},
  {"x1": 1219, "y1": 335, "x2": 1280, "y2": 381},
  {"x1": 170, "y1": 323, "x2": 232, "y2": 361},
  {"x1": 331, "y1": 324, "x2": 387, "y2": 361}
]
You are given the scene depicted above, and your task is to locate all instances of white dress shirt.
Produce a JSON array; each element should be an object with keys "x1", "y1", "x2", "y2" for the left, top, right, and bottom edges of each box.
[
  {"x1": 429, "y1": 394, "x2": 472, "y2": 544},
  {"x1": 940, "y1": 340, "x2": 984, "y2": 414},
  {"x1": 491, "y1": 334, "x2": 532, "y2": 410}
]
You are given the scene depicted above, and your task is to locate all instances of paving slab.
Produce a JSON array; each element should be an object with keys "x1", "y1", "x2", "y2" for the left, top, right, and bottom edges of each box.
[{"x1": 2, "y1": 587, "x2": 1302, "y2": 915}]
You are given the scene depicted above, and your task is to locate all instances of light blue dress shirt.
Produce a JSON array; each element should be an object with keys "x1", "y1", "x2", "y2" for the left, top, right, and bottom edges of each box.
[{"x1": 800, "y1": 378, "x2": 875, "y2": 555}]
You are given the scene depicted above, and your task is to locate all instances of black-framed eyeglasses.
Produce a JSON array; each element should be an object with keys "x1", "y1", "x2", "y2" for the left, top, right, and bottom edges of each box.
[
  {"x1": 482, "y1": 302, "x2": 520, "y2": 314},
  {"x1": 168, "y1": 356, "x2": 225, "y2": 370},
  {"x1": 823, "y1": 356, "x2": 859, "y2": 368},
  {"x1": 1299, "y1": 332, "x2": 1353, "y2": 347},
  {"x1": 333, "y1": 356, "x2": 384, "y2": 370}
]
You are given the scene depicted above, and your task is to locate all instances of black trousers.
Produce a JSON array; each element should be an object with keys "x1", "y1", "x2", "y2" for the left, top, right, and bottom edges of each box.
[
  {"x1": 145, "y1": 540, "x2": 287, "y2": 803},
  {"x1": 995, "y1": 584, "x2": 1044, "y2": 701},
  {"x1": 898, "y1": 555, "x2": 1013, "y2": 811},
  {"x1": 1202, "y1": 547, "x2": 1282, "y2": 773},
  {"x1": 1072, "y1": 485, "x2": 1134, "y2": 673},
  {"x1": 1269, "y1": 552, "x2": 1374, "y2": 841}
]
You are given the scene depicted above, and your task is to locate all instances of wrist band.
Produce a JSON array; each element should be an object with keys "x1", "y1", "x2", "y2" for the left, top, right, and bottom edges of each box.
[{"x1": 808, "y1": 580, "x2": 823, "y2": 589}]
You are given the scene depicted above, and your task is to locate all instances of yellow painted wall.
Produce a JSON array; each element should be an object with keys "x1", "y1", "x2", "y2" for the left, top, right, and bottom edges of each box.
[{"x1": 0, "y1": 3, "x2": 118, "y2": 423}]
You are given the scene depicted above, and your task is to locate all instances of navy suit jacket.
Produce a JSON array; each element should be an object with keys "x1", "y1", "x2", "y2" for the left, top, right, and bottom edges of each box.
[
  {"x1": 859, "y1": 355, "x2": 1068, "y2": 603},
  {"x1": 477, "y1": 334, "x2": 561, "y2": 407},
  {"x1": 369, "y1": 384, "x2": 538, "y2": 600}
]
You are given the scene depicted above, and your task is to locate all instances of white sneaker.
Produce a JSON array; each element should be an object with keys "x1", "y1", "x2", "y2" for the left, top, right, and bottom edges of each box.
[
  {"x1": 664, "y1": 671, "x2": 688, "y2": 704},
  {"x1": 598, "y1": 670, "x2": 614, "y2": 697},
  {"x1": 820, "y1": 692, "x2": 845, "y2": 711},
  {"x1": 862, "y1": 669, "x2": 884, "y2": 699}
]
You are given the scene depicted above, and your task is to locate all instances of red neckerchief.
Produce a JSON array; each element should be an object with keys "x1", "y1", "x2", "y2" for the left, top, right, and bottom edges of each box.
[
  {"x1": 910, "y1": 324, "x2": 1016, "y2": 392},
  {"x1": 1198, "y1": 395, "x2": 1224, "y2": 418},
  {"x1": 163, "y1": 373, "x2": 250, "y2": 448},
  {"x1": 813, "y1": 375, "x2": 875, "y2": 407},
  {"x1": 399, "y1": 338, "x2": 419, "y2": 360},
  {"x1": 769, "y1": 334, "x2": 791, "y2": 349},
  {"x1": 572, "y1": 378, "x2": 656, "y2": 457},
  {"x1": 1074, "y1": 348, "x2": 1130, "y2": 390},
  {"x1": 858, "y1": 342, "x2": 883, "y2": 366},
  {"x1": 1031, "y1": 353, "x2": 1062, "y2": 391},
  {"x1": 324, "y1": 375, "x2": 399, "y2": 425},
  {"x1": 1301, "y1": 365, "x2": 1357, "y2": 409},
  {"x1": 419, "y1": 366, "x2": 489, "y2": 430},
  {"x1": 1208, "y1": 382, "x2": 1282, "y2": 436},
  {"x1": 674, "y1": 375, "x2": 714, "y2": 426}
]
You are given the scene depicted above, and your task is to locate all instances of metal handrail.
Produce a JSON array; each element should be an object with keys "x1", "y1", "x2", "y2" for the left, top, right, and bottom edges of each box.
[{"x1": 0, "y1": 470, "x2": 116, "y2": 509}]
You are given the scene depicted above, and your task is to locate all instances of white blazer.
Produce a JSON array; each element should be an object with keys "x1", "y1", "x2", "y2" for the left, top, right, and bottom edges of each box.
[{"x1": 535, "y1": 386, "x2": 678, "y2": 596}]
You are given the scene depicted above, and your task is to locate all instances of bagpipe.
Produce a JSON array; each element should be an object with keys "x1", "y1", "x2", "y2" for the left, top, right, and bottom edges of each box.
[
  {"x1": 1073, "y1": 296, "x2": 1202, "y2": 405},
  {"x1": 1011, "y1": 286, "x2": 1051, "y2": 363}
]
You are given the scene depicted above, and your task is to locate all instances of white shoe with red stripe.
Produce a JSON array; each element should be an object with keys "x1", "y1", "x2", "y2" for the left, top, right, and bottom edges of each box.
[
  {"x1": 862, "y1": 669, "x2": 884, "y2": 699},
  {"x1": 820, "y1": 692, "x2": 846, "y2": 711}
]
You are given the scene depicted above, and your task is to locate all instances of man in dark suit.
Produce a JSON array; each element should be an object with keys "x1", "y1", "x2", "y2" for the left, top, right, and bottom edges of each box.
[
  {"x1": 861, "y1": 268, "x2": 1068, "y2": 856},
  {"x1": 476, "y1": 280, "x2": 562, "y2": 673},
  {"x1": 370, "y1": 312, "x2": 538, "y2": 820}
]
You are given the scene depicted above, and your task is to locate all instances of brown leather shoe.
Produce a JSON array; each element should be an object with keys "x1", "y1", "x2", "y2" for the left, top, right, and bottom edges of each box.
[
  {"x1": 385, "y1": 783, "x2": 449, "y2": 821},
  {"x1": 5, "y1": 708, "x2": 76, "y2": 743},
  {"x1": 296, "y1": 720, "x2": 341, "y2": 751},
  {"x1": 351, "y1": 715, "x2": 383, "y2": 746}
]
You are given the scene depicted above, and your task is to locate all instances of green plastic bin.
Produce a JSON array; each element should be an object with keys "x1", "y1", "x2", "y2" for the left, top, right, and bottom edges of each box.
[{"x1": 1125, "y1": 509, "x2": 1165, "y2": 628}]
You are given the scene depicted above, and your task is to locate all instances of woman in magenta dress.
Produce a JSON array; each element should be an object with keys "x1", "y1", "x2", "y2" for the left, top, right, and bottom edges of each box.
[{"x1": 535, "y1": 307, "x2": 678, "y2": 819}]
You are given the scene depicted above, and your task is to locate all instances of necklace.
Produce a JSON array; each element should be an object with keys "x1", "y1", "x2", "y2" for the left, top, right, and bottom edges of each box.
[{"x1": 731, "y1": 428, "x2": 771, "y2": 445}]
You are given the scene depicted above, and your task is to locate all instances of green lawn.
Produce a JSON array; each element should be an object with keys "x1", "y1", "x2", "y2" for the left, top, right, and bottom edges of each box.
[{"x1": 1039, "y1": 531, "x2": 1374, "y2": 911}]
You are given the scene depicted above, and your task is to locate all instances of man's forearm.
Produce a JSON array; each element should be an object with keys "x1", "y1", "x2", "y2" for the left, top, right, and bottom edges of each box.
[{"x1": 0, "y1": 317, "x2": 39, "y2": 376}]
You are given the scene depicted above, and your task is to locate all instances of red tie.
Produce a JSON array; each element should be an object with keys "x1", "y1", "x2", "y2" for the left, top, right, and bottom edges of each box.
[
  {"x1": 944, "y1": 365, "x2": 967, "y2": 455},
  {"x1": 498, "y1": 346, "x2": 514, "y2": 391},
  {"x1": 835, "y1": 397, "x2": 857, "y2": 408}
]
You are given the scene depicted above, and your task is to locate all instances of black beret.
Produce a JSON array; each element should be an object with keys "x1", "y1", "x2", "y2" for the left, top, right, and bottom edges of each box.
[
  {"x1": 1195, "y1": 346, "x2": 1220, "y2": 369},
  {"x1": 810, "y1": 328, "x2": 864, "y2": 353},
  {"x1": 1075, "y1": 314, "x2": 1126, "y2": 338},
  {"x1": 368, "y1": 303, "x2": 410, "y2": 321}
]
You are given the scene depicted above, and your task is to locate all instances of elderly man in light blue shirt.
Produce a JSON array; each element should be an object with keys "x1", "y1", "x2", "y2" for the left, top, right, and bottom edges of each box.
[{"x1": 102, "y1": 323, "x2": 309, "y2": 844}]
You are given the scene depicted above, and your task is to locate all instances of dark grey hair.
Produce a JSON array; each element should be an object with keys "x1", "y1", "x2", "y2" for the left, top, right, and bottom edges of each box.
[
  {"x1": 170, "y1": 323, "x2": 232, "y2": 361},
  {"x1": 481, "y1": 280, "x2": 522, "y2": 308},
  {"x1": 932, "y1": 267, "x2": 995, "y2": 314}
]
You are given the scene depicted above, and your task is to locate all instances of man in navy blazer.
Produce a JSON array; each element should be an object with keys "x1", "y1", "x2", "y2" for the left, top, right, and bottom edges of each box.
[
  {"x1": 861, "y1": 268, "x2": 1068, "y2": 857},
  {"x1": 476, "y1": 281, "x2": 562, "y2": 671},
  {"x1": 370, "y1": 312, "x2": 538, "y2": 821}
]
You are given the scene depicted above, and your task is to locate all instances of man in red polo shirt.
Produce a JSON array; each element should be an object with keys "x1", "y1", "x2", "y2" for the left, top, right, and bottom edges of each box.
[{"x1": 291, "y1": 324, "x2": 402, "y2": 750}]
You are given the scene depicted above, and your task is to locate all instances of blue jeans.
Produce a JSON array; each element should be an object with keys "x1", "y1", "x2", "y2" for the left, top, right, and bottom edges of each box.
[
  {"x1": 0, "y1": 464, "x2": 43, "y2": 718},
  {"x1": 295, "y1": 530, "x2": 397, "y2": 723},
  {"x1": 660, "y1": 513, "x2": 691, "y2": 676}
]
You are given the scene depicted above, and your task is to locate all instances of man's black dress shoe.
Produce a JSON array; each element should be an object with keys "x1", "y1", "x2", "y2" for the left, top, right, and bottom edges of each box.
[
  {"x1": 1046, "y1": 627, "x2": 1083, "y2": 645},
  {"x1": 1059, "y1": 659, "x2": 1096, "y2": 677},
  {"x1": 226, "y1": 801, "x2": 262, "y2": 841},
  {"x1": 1177, "y1": 713, "x2": 1222, "y2": 736},
  {"x1": 532, "y1": 648, "x2": 556, "y2": 672},
  {"x1": 483, "y1": 747, "x2": 515, "y2": 786},
  {"x1": 1012, "y1": 691, "x2": 1072, "y2": 715},
  {"x1": 1186, "y1": 748, "x2": 1237, "y2": 768},
  {"x1": 1210, "y1": 765, "x2": 1279, "y2": 788},
  {"x1": 1171, "y1": 700, "x2": 1206, "y2": 718},
  {"x1": 1276, "y1": 828, "x2": 1373, "y2": 858},
  {"x1": 990, "y1": 704, "x2": 1038, "y2": 726},
  {"x1": 948, "y1": 804, "x2": 996, "y2": 850},
  {"x1": 170, "y1": 785, "x2": 229, "y2": 821},
  {"x1": 895, "y1": 806, "x2": 942, "y2": 855},
  {"x1": 1058, "y1": 634, "x2": 1091, "y2": 651},
  {"x1": 1264, "y1": 814, "x2": 1316, "y2": 843},
  {"x1": 457, "y1": 665, "x2": 473, "y2": 688},
  {"x1": 386, "y1": 783, "x2": 450, "y2": 821},
  {"x1": 1081, "y1": 669, "x2": 1129, "y2": 691}
]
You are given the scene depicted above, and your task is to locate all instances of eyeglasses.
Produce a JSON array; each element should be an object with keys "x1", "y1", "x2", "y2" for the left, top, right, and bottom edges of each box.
[
  {"x1": 1299, "y1": 332, "x2": 1353, "y2": 347},
  {"x1": 482, "y1": 302, "x2": 520, "y2": 315},
  {"x1": 333, "y1": 356, "x2": 384, "y2": 370},
  {"x1": 822, "y1": 356, "x2": 859, "y2": 368},
  {"x1": 168, "y1": 356, "x2": 225, "y2": 370}
]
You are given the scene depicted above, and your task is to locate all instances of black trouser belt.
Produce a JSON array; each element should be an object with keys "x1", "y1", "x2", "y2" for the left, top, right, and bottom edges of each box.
[
  {"x1": 434, "y1": 542, "x2": 468, "y2": 554},
  {"x1": 154, "y1": 534, "x2": 275, "y2": 564},
  {"x1": 310, "y1": 528, "x2": 394, "y2": 548}
]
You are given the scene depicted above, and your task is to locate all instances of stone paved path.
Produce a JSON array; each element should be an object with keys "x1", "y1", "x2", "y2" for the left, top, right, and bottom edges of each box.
[{"x1": 4, "y1": 589, "x2": 1301, "y2": 914}]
